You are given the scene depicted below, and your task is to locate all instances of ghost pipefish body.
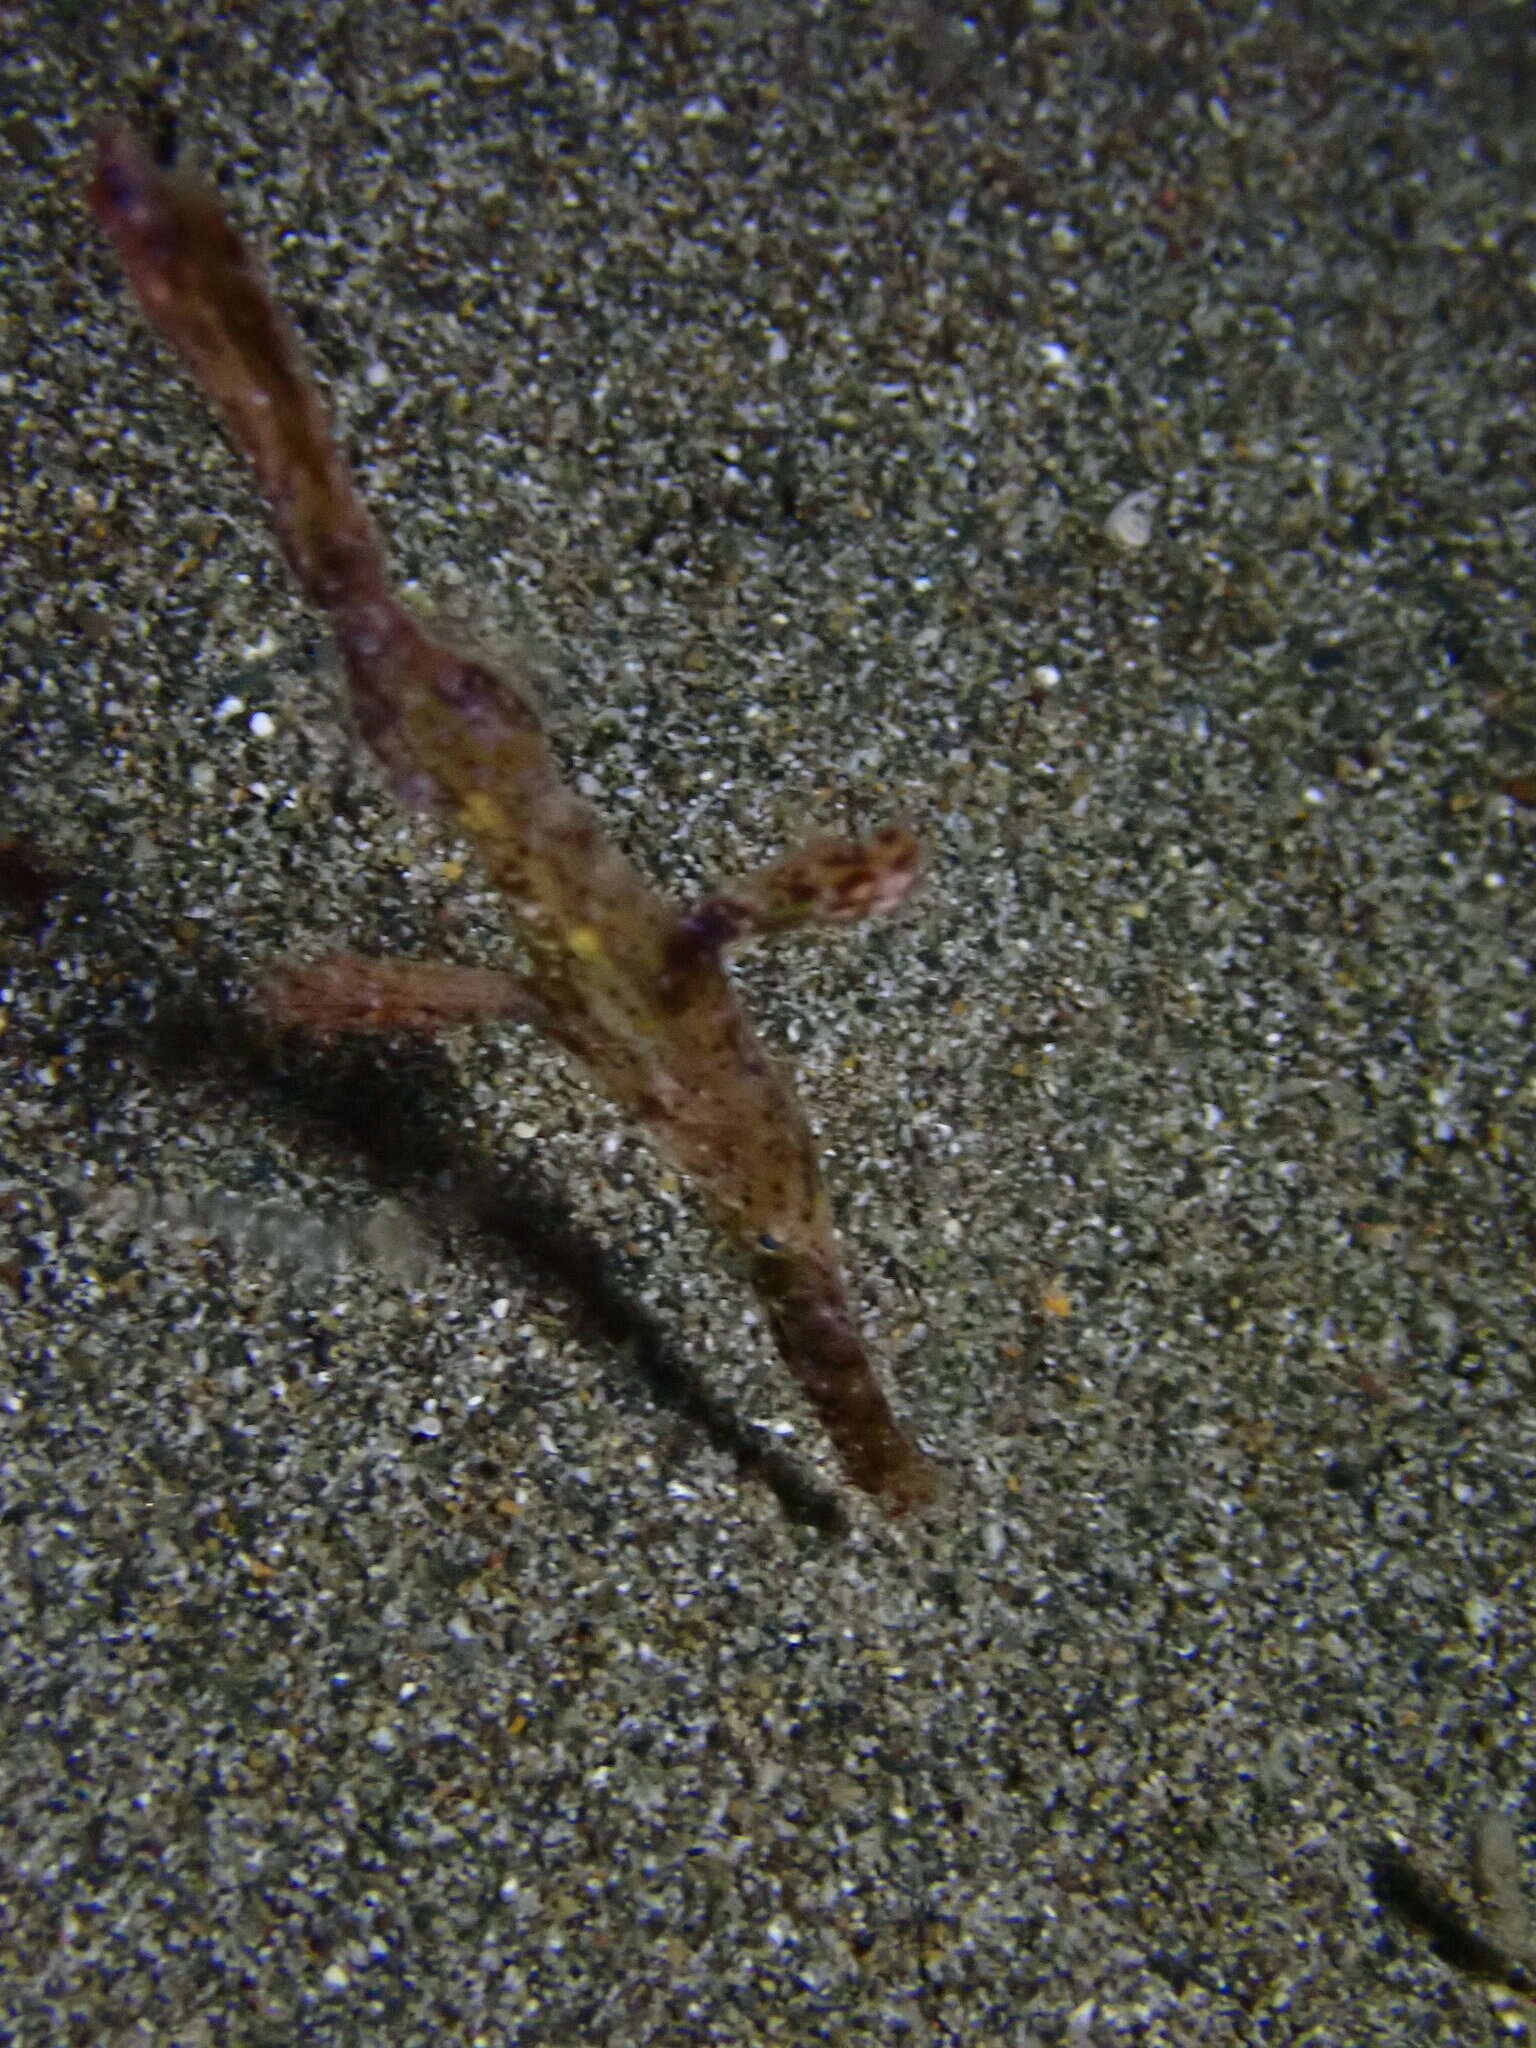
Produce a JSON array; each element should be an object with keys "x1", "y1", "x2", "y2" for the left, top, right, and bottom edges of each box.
[{"x1": 87, "y1": 122, "x2": 937, "y2": 1512}]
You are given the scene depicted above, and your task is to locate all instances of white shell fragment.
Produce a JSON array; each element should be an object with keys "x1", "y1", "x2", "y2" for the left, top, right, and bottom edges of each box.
[
  {"x1": 1105, "y1": 488, "x2": 1158, "y2": 549},
  {"x1": 1472, "y1": 1808, "x2": 1535, "y2": 1960}
]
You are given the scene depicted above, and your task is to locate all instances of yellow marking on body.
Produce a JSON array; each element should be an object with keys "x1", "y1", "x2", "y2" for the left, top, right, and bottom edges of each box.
[
  {"x1": 566, "y1": 924, "x2": 604, "y2": 960},
  {"x1": 457, "y1": 791, "x2": 504, "y2": 836}
]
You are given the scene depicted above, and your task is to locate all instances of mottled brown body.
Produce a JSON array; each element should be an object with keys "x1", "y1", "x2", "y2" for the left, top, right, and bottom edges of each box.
[{"x1": 88, "y1": 124, "x2": 935, "y2": 1510}]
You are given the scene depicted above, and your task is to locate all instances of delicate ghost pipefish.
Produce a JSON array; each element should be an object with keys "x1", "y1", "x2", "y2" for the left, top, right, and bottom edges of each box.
[{"x1": 87, "y1": 121, "x2": 937, "y2": 1512}]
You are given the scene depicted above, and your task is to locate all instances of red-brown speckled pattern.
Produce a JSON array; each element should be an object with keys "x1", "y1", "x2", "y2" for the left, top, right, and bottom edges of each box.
[{"x1": 90, "y1": 120, "x2": 934, "y2": 1511}]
